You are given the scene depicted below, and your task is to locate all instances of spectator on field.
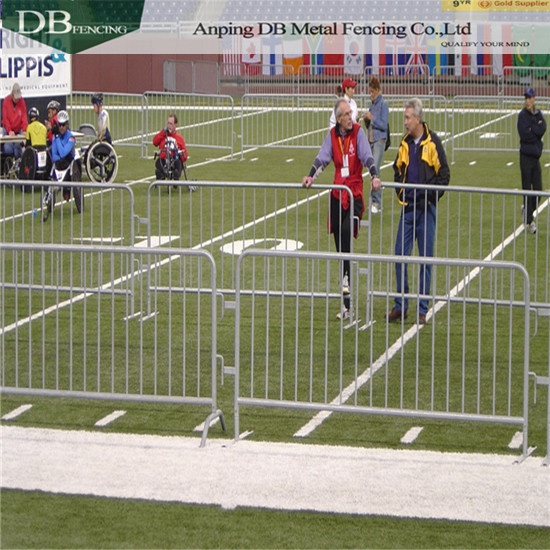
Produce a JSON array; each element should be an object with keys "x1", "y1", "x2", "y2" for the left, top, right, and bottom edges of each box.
[
  {"x1": 46, "y1": 100, "x2": 62, "y2": 145},
  {"x1": 362, "y1": 76, "x2": 389, "y2": 214},
  {"x1": 91, "y1": 92, "x2": 112, "y2": 143},
  {"x1": 1, "y1": 82, "x2": 28, "y2": 159},
  {"x1": 329, "y1": 78, "x2": 359, "y2": 129},
  {"x1": 302, "y1": 98, "x2": 381, "y2": 321},
  {"x1": 517, "y1": 87, "x2": 546, "y2": 235},
  {"x1": 153, "y1": 113, "x2": 188, "y2": 181},
  {"x1": 387, "y1": 97, "x2": 450, "y2": 326},
  {"x1": 25, "y1": 107, "x2": 48, "y2": 149}
]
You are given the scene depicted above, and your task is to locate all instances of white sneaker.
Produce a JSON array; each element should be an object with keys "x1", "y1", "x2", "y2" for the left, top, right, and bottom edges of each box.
[
  {"x1": 342, "y1": 275, "x2": 350, "y2": 296},
  {"x1": 336, "y1": 307, "x2": 351, "y2": 321},
  {"x1": 528, "y1": 221, "x2": 537, "y2": 234},
  {"x1": 370, "y1": 203, "x2": 381, "y2": 214}
]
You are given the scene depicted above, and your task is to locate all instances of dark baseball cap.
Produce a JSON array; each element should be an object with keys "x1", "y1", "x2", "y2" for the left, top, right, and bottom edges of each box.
[{"x1": 524, "y1": 87, "x2": 536, "y2": 98}]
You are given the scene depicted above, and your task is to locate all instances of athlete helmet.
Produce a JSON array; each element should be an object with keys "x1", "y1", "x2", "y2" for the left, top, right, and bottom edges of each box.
[
  {"x1": 47, "y1": 100, "x2": 60, "y2": 112},
  {"x1": 28, "y1": 107, "x2": 40, "y2": 120},
  {"x1": 91, "y1": 92, "x2": 103, "y2": 105},
  {"x1": 57, "y1": 110, "x2": 69, "y2": 124}
]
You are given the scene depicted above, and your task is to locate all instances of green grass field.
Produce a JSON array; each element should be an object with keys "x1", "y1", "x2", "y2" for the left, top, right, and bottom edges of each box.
[{"x1": 1, "y1": 102, "x2": 549, "y2": 547}]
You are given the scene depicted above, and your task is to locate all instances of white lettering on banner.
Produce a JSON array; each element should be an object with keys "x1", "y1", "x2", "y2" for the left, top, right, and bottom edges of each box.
[
  {"x1": 0, "y1": 56, "x2": 72, "y2": 98},
  {"x1": 17, "y1": 10, "x2": 72, "y2": 35}
]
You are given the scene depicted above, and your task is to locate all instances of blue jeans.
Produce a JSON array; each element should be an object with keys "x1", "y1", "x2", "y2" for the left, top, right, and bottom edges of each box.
[
  {"x1": 369, "y1": 139, "x2": 385, "y2": 206},
  {"x1": 394, "y1": 203, "x2": 436, "y2": 316},
  {"x1": 2, "y1": 127, "x2": 24, "y2": 159}
]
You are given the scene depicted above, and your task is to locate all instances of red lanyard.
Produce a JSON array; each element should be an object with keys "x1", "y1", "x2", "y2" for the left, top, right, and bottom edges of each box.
[{"x1": 338, "y1": 134, "x2": 350, "y2": 156}]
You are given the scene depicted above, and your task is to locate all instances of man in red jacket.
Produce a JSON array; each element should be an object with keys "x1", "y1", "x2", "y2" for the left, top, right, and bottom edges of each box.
[
  {"x1": 2, "y1": 83, "x2": 28, "y2": 159},
  {"x1": 302, "y1": 98, "x2": 381, "y2": 321},
  {"x1": 153, "y1": 113, "x2": 188, "y2": 182}
]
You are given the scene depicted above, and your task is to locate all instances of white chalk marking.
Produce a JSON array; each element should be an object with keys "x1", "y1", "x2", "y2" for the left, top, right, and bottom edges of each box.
[
  {"x1": 94, "y1": 410, "x2": 127, "y2": 427},
  {"x1": 401, "y1": 427, "x2": 424, "y2": 445},
  {"x1": 508, "y1": 431, "x2": 523, "y2": 450},
  {"x1": 135, "y1": 236, "x2": 178, "y2": 248},
  {"x1": 2, "y1": 404, "x2": 33, "y2": 421}
]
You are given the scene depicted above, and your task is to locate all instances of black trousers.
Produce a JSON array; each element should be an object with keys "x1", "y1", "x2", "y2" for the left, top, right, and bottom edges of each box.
[
  {"x1": 519, "y1": 153, "x2": 542, "y2": 224},
  {"x1": 330, "y1": 194, "x2": 363, "y2": 308}
]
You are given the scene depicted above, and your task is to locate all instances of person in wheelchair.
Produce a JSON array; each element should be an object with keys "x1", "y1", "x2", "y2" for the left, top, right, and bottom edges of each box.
[
  {"x1": 18, "y1": 107, "x2": 50, "y2": 189},
  {"x1": 153, "y1": 113, "x2": 188, "y2": 185},
  {"x1": 91, "y1": 92, "x2": 112, "y2": 143},
  {"x1": 46, "y1": 100, "x2": 61, "y2": 145},
  {"x1": 25, "y1": 107, "x2": 47, "y2": 149},
  {"x1": 51, "y1": 110, "x2": 77, "y2": 201}
]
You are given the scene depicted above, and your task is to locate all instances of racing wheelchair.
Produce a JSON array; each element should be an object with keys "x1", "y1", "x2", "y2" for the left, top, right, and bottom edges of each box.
[
  {"x1": 78, "y1": 123, "x2": 118, "y2": 184},
  {"x1": 42, "y1": 149, "x2": 83, "y2": 222},
  {"x1": 153, "y1": 138, "x2": 196, "y2": 193},
  {"x1": 18, "y1": 145, "x2": 53, "y2": 192}
]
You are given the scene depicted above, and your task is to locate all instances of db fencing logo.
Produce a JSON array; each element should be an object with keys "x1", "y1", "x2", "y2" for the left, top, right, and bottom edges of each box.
[
  {"x1": 17, "y1": 10, "x2": 73, "y2": 35},
  {"x1": 2, "y1": 1, "x2": 146, "y2": 54}
]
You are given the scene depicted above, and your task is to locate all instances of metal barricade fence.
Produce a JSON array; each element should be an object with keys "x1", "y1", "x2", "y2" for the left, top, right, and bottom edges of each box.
[
  {"x1": 69, "y1": 92, "x2": 144, "y2": 149},
  {"x1": 434, "y1": 66, "x2": 500, "y2": 97},
  {"x1": 373, "y1": 183, "x2": 550, "y2": 313},
  {"x1": 0, "y1": 180, "x2": 136, "y2": 248},
  {"x1": 0, "y1": 243, "x2": 223, "y2": 446},
  {"x1": 363, "y1": 65, "x2": 432, "y2": 97},
  {"x1": 450, "y1": 96, "x2": 550, "y2": 161},
  {"x1": 143, "y1": 181, "x2": 365, "y2": 301},
  {"x1": 502, "y1": 66, "x2": 550, "y2": 98},
  {"x1": 141, "y1": 91, "x2": 235, "y2": 158},
  {"x1": 240, "y1": 94, "x2": 337, "y2": 151},
  {"x1": 233, "y1": 249, "x2": 532, "y2": 458},
  {"x1": 238, "y1": 94, "x2": 448, "y2": 155}
]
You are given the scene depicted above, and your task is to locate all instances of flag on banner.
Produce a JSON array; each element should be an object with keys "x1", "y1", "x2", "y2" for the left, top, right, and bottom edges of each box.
[
  {"x1": 222, "y1": 34, "x2": 241, "y2": 76},
  {"x1": 323, "y1": 33, "x2": 345, "y2": 75},
  {"x1": 302, "y1": 34, "x2": 323, "y2": 74},
  {"x1": 384, "y1": 34, "x2": 406, "y2": 73},
  {"x1": 492, "y1": 24, "x2": 513, "y2": 76},
  {"x1": 404, "y1": 33, "x2": 428, "y2": 74},
  {"x1": 262, "y1": 34, "x2": 283, "y2": 75},
  {"x1": 344, "y1": 35, "x2": 365, "y2": 76},
  {"x1": 476, "y1": 24, "x2": 491, "y2": 74},
  {"x1": 242, "y1": 36, "x2": 261, "y2": 64},
  {"x1": 512, "y1": 25, "x2": 532, "y2": 71},
  {"x1": 242, "y1": 34, "x2": 262, "y2": 76},
  {"x1": 282, "y1": 32, "x2": 303, "y2": 75},
  {"x1": 365, "y1": 32, "x2": 380, "y2": 74},
  {"x1": 427, "y1": 29, "x2": 448, "y2": 75}
]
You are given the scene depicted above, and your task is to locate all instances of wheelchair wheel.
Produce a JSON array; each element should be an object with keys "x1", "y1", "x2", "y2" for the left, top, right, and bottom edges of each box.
[
  {"x1": 19, "y1": 147, "x2": 37, "y2": 192},
  {"x1": 85, "y1": 140, "x2": 118, "y2": 184},
  {"x1": 4, "y1": 156, "x2": 17, "y2": 180},
  {"x1": 71, "y1": 161, "x2": 84, "y2": 214}
]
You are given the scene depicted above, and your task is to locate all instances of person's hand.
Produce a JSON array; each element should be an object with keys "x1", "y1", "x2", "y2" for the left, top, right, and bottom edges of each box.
[
  {"x1": 302, "y1": 176, "x2": 313, "y2": 188},
  {"x1": 370, "y1": 176, "x2": 381, "y2": 191},
  {"x1": 363, "y1": 111, "x2": 373, "y2": 121}
]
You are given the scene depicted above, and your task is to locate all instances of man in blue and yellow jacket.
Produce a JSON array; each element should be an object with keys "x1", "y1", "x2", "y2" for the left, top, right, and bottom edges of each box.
[{"x1": 387, "y1": 97, "x2": 450, "y2": 325}]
